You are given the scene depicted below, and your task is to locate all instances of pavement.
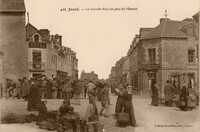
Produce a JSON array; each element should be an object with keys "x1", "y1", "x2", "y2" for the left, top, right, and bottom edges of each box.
[{"x1": 0, "y1": 95, "x2": 199, "y2": 132}]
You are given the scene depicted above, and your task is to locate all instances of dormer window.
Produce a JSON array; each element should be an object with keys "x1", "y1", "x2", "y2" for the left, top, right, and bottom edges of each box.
[{"x1": 34, "y1": 35, "x2": 39, "y2": 42}]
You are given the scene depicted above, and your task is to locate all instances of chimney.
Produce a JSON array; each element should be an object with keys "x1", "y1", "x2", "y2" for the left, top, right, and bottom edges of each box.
[{"x1": 160, "y1": 18, "x2": 170, "y2": 23}]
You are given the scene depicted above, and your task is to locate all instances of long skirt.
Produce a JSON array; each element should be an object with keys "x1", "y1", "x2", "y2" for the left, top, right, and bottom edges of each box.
[
  {"x1": 151, "y1": 95, "x2": 159, "y2": 106},
  {"x1": 124, "y1": 101, "x2": 136, "y2": 126},
  {"x1": 115, "y1": 96, "x2": 124, "y2": 114}
]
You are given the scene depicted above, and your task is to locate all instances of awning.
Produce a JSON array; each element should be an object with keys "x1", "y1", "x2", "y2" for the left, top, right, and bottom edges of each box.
[{"x1": 33, "y1": 74, "x2": 53, "y2": 80}]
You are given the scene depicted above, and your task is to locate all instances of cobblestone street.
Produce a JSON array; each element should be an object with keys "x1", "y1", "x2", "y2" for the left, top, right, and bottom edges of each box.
[{"x1": 0, "y1": 95, "x2": 199, "y2": 132}]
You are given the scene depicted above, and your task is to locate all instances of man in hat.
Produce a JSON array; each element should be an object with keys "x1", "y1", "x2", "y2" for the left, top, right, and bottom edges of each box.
[{"x1": 164, "y1": 80, "x2": 173, "y2": 107}]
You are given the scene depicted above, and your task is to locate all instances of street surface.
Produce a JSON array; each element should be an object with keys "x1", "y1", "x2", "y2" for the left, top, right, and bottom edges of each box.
[{"x1": 0, "y1": 95, "x2": 199, "y2": 132}]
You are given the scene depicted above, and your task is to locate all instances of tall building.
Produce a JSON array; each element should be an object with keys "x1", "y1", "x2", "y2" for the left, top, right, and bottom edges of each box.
[
  {"x1": 26, "y1": 23, "x2": 78, "y2": 80},
  {"x1": 0, "y1": 0, "x2": 29, "y2": 95}
]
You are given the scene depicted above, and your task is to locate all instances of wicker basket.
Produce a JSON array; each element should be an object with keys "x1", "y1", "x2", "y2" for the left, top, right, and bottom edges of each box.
[{"x1": 117, "y1": 112, "x2": 129, "y2": 124}]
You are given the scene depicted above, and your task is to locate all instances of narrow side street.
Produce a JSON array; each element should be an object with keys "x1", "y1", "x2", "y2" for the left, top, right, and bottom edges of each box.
[{"x1": 0, "y1": 95, "x2": 199, "y2": 132}]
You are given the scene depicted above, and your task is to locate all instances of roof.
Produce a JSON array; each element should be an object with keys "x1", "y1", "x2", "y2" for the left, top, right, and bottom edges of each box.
[
  {"x1": 0, "y1": 0, "x2": 26, "y2": 13},
  {"x1": 141, "y1": 19, "x2": 196, "y2": 40},
  {"x1": 192, "y1": 11, "x2": 199, "y2": 22},
  {"x1": 26, "y1": 23, "x2": 38, "y2": 38},
  {"x1": 139, "y1": 28, "x2": 154, "y2": 38}
]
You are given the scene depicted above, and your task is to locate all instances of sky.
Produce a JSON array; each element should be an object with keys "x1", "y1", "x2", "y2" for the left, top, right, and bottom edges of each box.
[{"x1": 24, "y1": 0, "x2": 200, "y2": 79}]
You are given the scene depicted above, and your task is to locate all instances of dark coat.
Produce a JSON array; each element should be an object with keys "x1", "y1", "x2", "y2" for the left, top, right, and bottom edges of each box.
[
  {"x1": 73, "y1": 82, "x2": 82, "y2": 95},
  {"x1": 100, "y1": 88, "x2": 109, "y2": 106},
  {"x1": 164, "y1": 83, "x2": 172, "y2": 101},
  {"x1": 151, "y1": 85, "x2": 159, "y2": 106},
  {"x1": 27, "y1": 84, "x2": 41, "y2": 110},
  {"x1": 45, "y1": 80, "x2": 53, "y2": 99},
  {"x1": 180, "y1": 86, "x2": 189, "y2": 101}
]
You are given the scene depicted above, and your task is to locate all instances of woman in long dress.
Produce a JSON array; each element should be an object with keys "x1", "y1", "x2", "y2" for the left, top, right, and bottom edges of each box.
[
  {"x1": 122, "y1": 86, "x2": 137, "y2": 127},
  {"x1": 27, "y1": 81, "x2": 41, "y2": 111},
  {"x1": 115, "y1": 84, "x2": 126, "y2": 116},
  {"x1": 151, "y1": 82, "x2": 159, "y2": 106}
]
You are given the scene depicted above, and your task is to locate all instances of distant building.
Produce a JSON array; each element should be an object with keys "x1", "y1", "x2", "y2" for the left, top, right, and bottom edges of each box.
[
  {"x1": 26, "y1": 23, "x2": 78, "y2": 80},
  {"x1": 0, "y1": 0, "x2": 29, "y2": 96},
  {"x1": 114, "y1": 56, "x2": 129, "y2": 85},
  {"x1": 80, "y1": 70, "x2": 98, "y2": 82},
  {"x1": 108, "y1": 66, "x2": 116, "y2": 85}
]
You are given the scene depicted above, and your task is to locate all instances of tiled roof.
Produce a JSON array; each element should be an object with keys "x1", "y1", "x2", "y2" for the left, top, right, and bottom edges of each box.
[
  {"x1": 141, "y1": 19, "x2": 196, "y2": 40},
  {"x1": 0, "y1": 0, "x2": 25, "y2": 13},
  {"x1": 26, "y1": 23, "x2": 38, "y2": 38},
  {"x1": 139, "y1": 28, "x2": 154, "y2": 38}
]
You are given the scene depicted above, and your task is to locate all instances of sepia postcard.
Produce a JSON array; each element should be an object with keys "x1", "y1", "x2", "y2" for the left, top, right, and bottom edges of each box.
[{"x1": 0, "y1": 0, "x2": 200, "y2": 132}]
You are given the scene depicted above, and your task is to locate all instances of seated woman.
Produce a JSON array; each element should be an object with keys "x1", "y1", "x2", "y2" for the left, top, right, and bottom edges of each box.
[
  {"x1": 37, "y1": 101, "x2": 48, "y2": 122},
  {"x1": 121, "y1": 86, "x2": 137, "y2": 127}
]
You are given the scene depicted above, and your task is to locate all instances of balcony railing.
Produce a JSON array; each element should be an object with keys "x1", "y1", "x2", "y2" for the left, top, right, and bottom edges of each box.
[
  {"x1": 29, "y1": 62, "x2": 45, "y2": 72},
  {"x1": 140, "y1": 60, "x2": 160, "y2": 70}
]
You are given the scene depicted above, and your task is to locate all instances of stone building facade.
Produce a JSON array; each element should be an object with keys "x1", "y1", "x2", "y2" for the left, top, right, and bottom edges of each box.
[
  {"x1": 128, "y1": 18, "x2": 198, "y2": 97},
  {"x1": 26, "y1": 23, "x2": 78, "y2": 80},
  {"x1": 110, "y1": 17, "x2": 198, "y2": 98},
  {"x1": 0, "y1": 0, "x2": 29, "y2": 96}
]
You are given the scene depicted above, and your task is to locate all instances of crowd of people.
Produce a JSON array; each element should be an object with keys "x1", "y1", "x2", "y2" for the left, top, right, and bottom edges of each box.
[
  {"x1": 5, "y1": 77, "x2": 85, "y2": 100},
  {"x1": 4, "y1": 75, "x2": 200, "y2": 129},
  {"x1": 150, "y1": 79, "x2": 199, "y2": 111},
  {"x1": 4, "y1": 76, "x2": 137, "y2": 129}
]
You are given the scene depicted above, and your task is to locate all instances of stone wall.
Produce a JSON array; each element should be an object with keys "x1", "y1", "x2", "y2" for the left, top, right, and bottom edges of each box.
[
  {"x1": 0, "y1": 13, "x2": 28, "y2": 82},
  {"x1": 162, "y1": 38, "x2": 197, "y2": 70}
]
